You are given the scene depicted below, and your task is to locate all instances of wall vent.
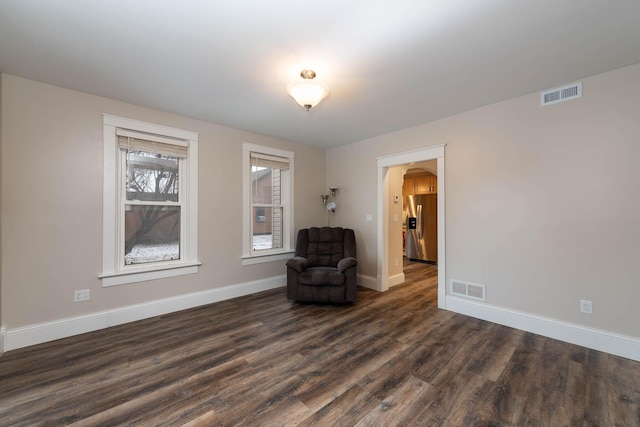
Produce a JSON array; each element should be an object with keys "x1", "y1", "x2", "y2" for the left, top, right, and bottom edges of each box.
[
  {"x1": 540, "y1": 82, "x2": 582, "y2": 106},
  {"x1": 450, "y1": 280, "x2": 486, "y2": 302}
]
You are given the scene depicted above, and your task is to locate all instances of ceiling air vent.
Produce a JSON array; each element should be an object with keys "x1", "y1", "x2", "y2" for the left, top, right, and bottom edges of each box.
[
  {"x1": 540, "y1": 82, "x2": 582, "y2": 106},
  {"x1": 450, "y1": 280, "x2": 486, "y2": 302}
]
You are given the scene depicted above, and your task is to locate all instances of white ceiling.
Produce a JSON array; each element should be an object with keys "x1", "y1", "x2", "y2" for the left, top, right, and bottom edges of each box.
[{"x1": 2, "y1": 1, "x2": 640, "y2": 149}]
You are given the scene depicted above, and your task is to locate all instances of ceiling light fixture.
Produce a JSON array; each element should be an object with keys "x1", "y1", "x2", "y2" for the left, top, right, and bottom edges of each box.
[{"x1": 287, "y1": 69, "x2": 329, "y2": 111}]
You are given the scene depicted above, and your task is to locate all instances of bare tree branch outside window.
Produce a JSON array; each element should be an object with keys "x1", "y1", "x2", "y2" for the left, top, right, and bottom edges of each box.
[{"x1": 124, "y1": 150, "x2": 180, "y2": 263}]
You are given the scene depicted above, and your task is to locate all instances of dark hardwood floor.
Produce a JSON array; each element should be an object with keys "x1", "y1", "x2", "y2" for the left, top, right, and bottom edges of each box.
[{"x1": 1, "y1": 260, "x2": 639, "y2": 426}]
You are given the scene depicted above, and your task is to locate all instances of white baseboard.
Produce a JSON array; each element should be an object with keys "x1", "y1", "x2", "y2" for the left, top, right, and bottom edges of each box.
[
  {"x1": 358, "y1": 274, "x2": 378, "y2": 291},
  {"x1": 11, "y1": 277, "x2": 635, "y2": 362},
  {"x1": 5, "y1": 275, "x2": 285, "y2": 352},
  {"x1": 445, "y1": 295, "x2": 640, "y2": 362},
  {"x1": 0, "y1": 326, "x2": 6, "y2": 354},
  {"x1": 388, "y1": 273, "x2": 405, "y2": 288}
]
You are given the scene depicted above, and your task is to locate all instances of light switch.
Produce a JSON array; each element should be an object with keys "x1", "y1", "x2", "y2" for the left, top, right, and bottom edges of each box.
[
  {"x1": 366, "y1": 214, "x2": 373, "y2": 221},
  {"x1": 393, "y1": 214, "x2": 399, "y2": 222}
]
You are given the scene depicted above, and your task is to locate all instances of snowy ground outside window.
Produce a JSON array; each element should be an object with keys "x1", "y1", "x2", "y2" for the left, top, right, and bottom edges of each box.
[
  {"x1": 125, "y1": 242, "x2": 179, "y2": 264},
  {"x1": 125, "y1": 235, "x2": 274, "y2": 264},
  {"x1": 253, "y1": 235, "x2": 273, "y2": 250}
]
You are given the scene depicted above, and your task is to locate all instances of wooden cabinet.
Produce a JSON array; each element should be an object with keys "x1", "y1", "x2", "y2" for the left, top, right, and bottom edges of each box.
[
  {"x1": 415, "y1": 176, "x2": 436, "y2": 194},
  {"x1": 403, "y1": 173, "x2": 437, "y2": 196},
  {"x1": 402, "y1": 178, "x2": 412, "y2": 197}
]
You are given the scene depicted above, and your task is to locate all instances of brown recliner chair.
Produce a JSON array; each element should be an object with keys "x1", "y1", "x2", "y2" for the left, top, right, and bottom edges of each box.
[{"x1": 286, "y1": 227, "x2": 358, "y2": 303}]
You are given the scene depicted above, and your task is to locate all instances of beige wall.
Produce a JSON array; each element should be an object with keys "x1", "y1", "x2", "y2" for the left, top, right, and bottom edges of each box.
[
  {"x1": 327, "y1": 63, "x2": 640, "y2": 338},
  {"x1": 3, "y1": 62, "x2": 639, "y2": 343},
  {"x1": 0, "y1": 74, "x2": 3, "y2": 339},
  {"x1": 1, "y1": 75, "x2": 326, "y2": 329}
]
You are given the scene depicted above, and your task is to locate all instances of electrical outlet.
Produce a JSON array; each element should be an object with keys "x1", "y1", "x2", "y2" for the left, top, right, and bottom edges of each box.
[
  {"x1": 74, "y1": 289, "x2": 90, "y2": 302},
  {"x1": 580, "y1": 299, "x2": 592, "y2": 314},
  {"x1": 395, "y1": 258, "x2": 399, "y2": 266}
]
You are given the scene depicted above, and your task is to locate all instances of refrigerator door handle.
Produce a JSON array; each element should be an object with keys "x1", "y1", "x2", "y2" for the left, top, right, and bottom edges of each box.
[{"x1": 416, "y1": 204, "x2": 423, "y2": 240}]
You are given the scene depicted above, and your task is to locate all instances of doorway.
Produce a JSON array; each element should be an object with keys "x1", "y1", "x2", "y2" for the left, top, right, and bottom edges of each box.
[
  {"x1": 403, "y1": 165, "x2": 438, "y2": 265},
  {"x1": 377, "y1": 145, "x2": 445, "y2": 310}
]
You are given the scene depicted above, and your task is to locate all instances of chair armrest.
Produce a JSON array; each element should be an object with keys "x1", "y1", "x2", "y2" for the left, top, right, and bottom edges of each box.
[
  {"x1": 337, "y1": 257, "x2": 357, "y2": 272},
  {"x1": 286, "y1": 256, "x2": 310, "y2": 273}
]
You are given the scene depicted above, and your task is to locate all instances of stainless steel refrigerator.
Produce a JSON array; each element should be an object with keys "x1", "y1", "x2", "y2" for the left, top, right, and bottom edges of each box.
[{"x1": 405, "y1": 194, "x2": 438, "y2": 263}]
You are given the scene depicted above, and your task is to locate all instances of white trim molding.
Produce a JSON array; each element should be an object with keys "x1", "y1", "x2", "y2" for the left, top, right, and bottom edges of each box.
[
  {"x1": 241, "y1": 142, "x2": 295, "y2": 265},
  {"x1": 358, "y1": 274, "x2": 378, "y2": 291},
  {"x1": 0, "y1": 326, "x2": 6, "y2": 353},
  {"x1": 241, "y1": 251, "x2": 294, "y2": 266},
  {"x1": 388, "y1": 273, "x2": 406, "y2": 288},
  {"x1": 377, "y1": 144, "x2": 446, "y2": 310},
  {"x1": 5, "y1": 276, "x2": 285, "y2": 352},
  {"x1": 101, "y1": 114, "x2": 199, "y2": 286},
  {"x1": 446, "y1": 296, "x2": 640, "y2": 362}
]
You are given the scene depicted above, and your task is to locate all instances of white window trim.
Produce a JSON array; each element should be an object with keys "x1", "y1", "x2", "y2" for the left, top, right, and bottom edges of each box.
[
  {"x1": 242, "y1": 142, "x2": 294, "y2": 265},
  {"x1": 100, "y1": 114, "x2": 199, "y2": 286}
]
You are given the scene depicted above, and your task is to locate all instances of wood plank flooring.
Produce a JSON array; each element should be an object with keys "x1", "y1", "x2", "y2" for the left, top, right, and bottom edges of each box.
[{"x1": 1, "y1": 260, "x2": 639, "y2": 426}]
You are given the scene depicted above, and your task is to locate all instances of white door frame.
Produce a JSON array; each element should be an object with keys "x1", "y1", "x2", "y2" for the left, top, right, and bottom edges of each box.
[{"x1": 377, "y1": 144, "x2": 446, "y2": 309}]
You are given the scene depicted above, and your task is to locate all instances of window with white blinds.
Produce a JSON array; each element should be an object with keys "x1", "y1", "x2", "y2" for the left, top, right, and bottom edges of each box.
[
  {"x1": 101, "y1": 115, "x2": 199, "y2": 286},
  {"x1": 250, "y1": 152, "x2": 290, "y2": 170},
  {"x1": 117, "y1": 128, "x2": 188, "y2": 158},
  {"x1": 243, "y1": 143, "x2": 294, "y2": 264}
]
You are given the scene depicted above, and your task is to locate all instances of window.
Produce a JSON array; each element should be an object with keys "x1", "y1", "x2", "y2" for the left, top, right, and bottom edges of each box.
[
  {"x1": 242, "y1": 143, "x2": 294, "y2": 265},
  {"x1": 255, "y1": 207, "x2": 267, "y2": 223},
  {"x1": 101, "y1": 115, "x2": 199, "y2": 286}
]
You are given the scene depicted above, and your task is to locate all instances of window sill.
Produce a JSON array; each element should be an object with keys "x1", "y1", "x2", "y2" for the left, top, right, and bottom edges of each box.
[
  {"x1": 99, "y1": 262, "x2": 201, "y2": 287},
  {"x1": 241, "y1": 251, "x2": 294, "y2": 266}
]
